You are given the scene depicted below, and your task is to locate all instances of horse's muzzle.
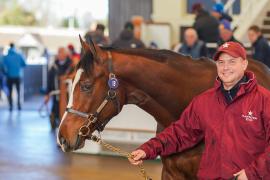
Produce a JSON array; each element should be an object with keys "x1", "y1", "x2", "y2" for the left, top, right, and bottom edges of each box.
[{"x1": 58, "y1": 134, "x2": 73, "y2": 152}]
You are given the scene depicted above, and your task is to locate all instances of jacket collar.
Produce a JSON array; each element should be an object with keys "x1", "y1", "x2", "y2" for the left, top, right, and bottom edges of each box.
[
  {"x1": 214, "y1": 71, "x2": 257, "y2": 99},
  {"x1": 253, "y1": 35, "x2": 264, "y2": 46}
]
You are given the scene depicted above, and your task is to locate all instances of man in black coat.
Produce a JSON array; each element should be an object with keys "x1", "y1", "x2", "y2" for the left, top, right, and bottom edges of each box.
[
  {"x1": 111, "y1": 22, "x2": 145, "y2": 49},
  {"x1": 192, "y1": 3, "x2": 220, "y2": 43},
  {"x1": 248, "y1": 25, "x2": 270, "y2": 68},
  {"x1": 45, "y1": 47, "x2": 72, "y2": 129}
]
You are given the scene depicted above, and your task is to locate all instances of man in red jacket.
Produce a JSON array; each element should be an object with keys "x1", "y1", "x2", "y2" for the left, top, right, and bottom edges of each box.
[{"x1": 129, "y1": 41, "x2": 270, "y2": 180}]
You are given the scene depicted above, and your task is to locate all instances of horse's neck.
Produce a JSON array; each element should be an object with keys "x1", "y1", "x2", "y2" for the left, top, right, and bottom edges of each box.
[
  {"x1": 124, "y1": 82, "x2": 175, "y2": 128},
  {"x1": 110, "y1": 53, "x2": 216, "y2": 120},
  {"x1": 112, "y1": 52, "x2": 217, "y2": 126},
  {"x1": 113, "y1": 53, "x2": 197, "y2": 125}
]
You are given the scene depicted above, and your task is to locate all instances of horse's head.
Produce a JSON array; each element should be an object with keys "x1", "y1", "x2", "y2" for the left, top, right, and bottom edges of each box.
[{"x1": 58, "y1": 36, "x2": 126, "y2": 152}]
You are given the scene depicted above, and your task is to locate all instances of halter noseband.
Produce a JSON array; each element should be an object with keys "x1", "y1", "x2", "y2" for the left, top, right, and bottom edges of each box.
[{"x1": 65, "y1": 51, "x2": 120, "y2": 138}]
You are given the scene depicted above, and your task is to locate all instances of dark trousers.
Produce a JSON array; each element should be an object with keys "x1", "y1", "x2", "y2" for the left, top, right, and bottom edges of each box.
[
  {"x1": 52, "y1": 97, "x2": 59, "y2": 119},
  {"x1": 50, "y1": 97, "x2": 60, "y2": 129},
  {"x1": 7, "y1": 77, "x2": 21, "y2": 110}
]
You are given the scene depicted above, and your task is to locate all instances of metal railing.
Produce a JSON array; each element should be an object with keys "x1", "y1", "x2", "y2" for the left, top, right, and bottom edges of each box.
[
  {"x1": 223, "y1": 0, "x2": 269, "y2": 39},
  {"x1": 224, "y1": 0, "x2": 236, "y2": 15}
]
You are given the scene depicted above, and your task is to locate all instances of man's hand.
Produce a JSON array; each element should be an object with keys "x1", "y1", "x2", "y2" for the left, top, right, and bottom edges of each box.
[
  {"x1": 44, "y1": 95, "x2": 50, "y2": 104},
  {"x1": 128, "y1": 149, "x2": 146, "y2": 165},
  {"x1": 233, "y1": 169, "x2": 248, "y2": 180}
]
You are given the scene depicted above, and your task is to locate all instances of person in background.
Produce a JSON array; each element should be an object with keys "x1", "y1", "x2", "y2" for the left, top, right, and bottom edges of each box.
[
  {"x1": 84, "y1": 23, "x2": 109, "y2": 46},
  {"x1": 111, "y1": 21, "x2": 145, "y2": 49},
  {"x1": 218, "y1": 19, "x2": 241, "y2": 45},
  {"x1": 67, "y1": 44, "x2": 80, "y2": 67},
  {"x1": 248, "y1": 25, "x2": 270, "y2": 68},
  {"x1": 45, "y1": 47, "x2": 72, "y2": 129},
  {"x1": 211, "y1": 2, "x2": 233, "y2": 22},
  {"x1": 192, "y1": 3, "x2": 220, "y2": 43},
  {"x1": 149, "y1": 41, "x2": 158, "y2": 49},
  {"x1": 175, "y1": 28, "x2": 208, "y2": 59},
  {"x1": 3, "y1": 43, "x2": 26, "y2": 111}
]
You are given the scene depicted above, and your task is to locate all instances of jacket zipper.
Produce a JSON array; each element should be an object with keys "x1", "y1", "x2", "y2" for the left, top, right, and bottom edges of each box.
[{"x1": 228, "y1": 90, "x2": 233, "y2": 101}]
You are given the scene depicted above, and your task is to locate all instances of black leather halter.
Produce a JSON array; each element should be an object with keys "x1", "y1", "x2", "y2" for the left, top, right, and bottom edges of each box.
[{"x1": 65, "y1": 51, "x2": 120, "y2": 138}]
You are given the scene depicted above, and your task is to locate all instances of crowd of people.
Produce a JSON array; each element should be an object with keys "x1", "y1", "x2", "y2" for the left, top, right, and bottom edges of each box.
[
  {"x1": 174, "y1": 2, "x2": 270, "y2": 69},
  {"x1": 84, "y1": 21, "x2": 145, "y2": 48},
  {"x1": 1, "y1": 2, "x2": 270, "y2": 131}
]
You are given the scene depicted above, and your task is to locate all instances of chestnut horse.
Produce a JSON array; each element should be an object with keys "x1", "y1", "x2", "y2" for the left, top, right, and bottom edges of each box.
[{"x1": 58, "y1": 37, "x2": 270, "y2": 180}]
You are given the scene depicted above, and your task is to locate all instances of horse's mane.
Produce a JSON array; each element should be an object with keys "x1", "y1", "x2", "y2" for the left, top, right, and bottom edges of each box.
[
  {"x1": 76, "y1": 49, "x2": 94, "y2": 74},
  {"x1": 101, "y1": 46, "x2": 179, "y2": 63},
  {"x1": 77, "y1": 46, "x2": 215, "y2": 73},
  {"x1": 101, "y1": 46, "x2": 215, "y2": 69}
]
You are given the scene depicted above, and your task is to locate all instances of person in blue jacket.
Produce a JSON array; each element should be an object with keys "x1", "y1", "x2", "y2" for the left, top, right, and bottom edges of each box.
[
  {"x1": 3, "y1": 43, "x2": 26, "y2": 111},
  {"x1": 0, "y1": 47, "x2": 4, "y2": 100}
]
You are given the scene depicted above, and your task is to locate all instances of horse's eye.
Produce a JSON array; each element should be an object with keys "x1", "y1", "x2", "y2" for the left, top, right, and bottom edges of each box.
[{"x1": 80, "y1": 83, "x2": 92, "y2": 92}]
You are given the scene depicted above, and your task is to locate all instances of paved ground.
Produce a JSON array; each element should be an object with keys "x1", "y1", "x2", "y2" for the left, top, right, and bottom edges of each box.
[{"x1": 0, "y1": 97, "x2": 162, "y2": 180}]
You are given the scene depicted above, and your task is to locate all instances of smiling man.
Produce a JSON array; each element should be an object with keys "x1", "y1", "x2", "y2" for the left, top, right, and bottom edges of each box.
[{"x1": 129, "y1": 42, "x2": 270, "y2": 179}]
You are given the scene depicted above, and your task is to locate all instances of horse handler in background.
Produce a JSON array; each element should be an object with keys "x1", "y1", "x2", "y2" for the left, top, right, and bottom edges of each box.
[
  {"x1": 44, "y1": 47, "x2": 72, "y2": 130},
  {"x1": 129, "y1": 42, "x2": 270, "y2": 180}
]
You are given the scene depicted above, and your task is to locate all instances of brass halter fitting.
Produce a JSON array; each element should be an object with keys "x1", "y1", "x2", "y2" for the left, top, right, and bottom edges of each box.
[
  {"x1": 78, "y1": 114, "x2": 97, "y2": 137},
  {"x1": 109, "y1": 73, "x2": 116, "y2": 79},
  {"x1": 78, "y1": 125, "x2": 90, "y2": 137},
  {"x1": 87, "y1": 114, "x2": 97, "y2": 124},
  {"x1": 108, "y1": 90, "x2": 117, "y2": 99}
]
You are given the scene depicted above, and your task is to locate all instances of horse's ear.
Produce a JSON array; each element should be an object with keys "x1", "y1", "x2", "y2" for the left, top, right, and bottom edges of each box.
[
  {"x1": 85, "y1": 36, "x2": 103, "y2": 64},
  {"x1": 79, "y1": 34, "x2": 91, "y2": 54}
]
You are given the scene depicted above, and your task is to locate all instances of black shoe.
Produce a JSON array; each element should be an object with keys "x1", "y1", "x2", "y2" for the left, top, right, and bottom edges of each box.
[
  {"x1": 18, "y1": 106, "x2": 21, "y2": 111},
  {"x1": 9, "y1": 107, "x2": 13, "y2": 111}
]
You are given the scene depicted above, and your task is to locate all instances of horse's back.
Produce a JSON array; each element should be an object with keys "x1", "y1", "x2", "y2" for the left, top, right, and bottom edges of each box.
[{"x1": 248, "y1": 59, "x2": 270, "y2": 89}]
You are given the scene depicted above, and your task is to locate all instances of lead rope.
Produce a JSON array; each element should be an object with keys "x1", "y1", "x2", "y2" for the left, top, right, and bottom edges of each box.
[{"x1": 90, "y1": 134, "x2": 152, "y2": 180}]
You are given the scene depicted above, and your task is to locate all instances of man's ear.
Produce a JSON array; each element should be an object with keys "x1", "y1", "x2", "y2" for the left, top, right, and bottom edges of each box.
[{"x1": 243, "y1": 59, "x2": 248, "y2": 70}]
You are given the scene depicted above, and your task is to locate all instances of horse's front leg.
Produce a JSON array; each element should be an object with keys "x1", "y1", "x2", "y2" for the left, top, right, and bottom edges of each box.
[{"x1": 160, "y1": 143, "x2": 204, "y2": 180}]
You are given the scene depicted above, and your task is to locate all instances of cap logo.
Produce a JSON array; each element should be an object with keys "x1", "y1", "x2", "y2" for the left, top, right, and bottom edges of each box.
[{"x1": 222, "y1": 43, "x2": 229, "y2": 48}]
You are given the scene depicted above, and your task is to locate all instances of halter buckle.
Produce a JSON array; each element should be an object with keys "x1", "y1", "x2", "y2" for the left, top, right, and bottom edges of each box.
[
  {"x1": 108, "y1": 90, "x2": 117, "y2": 99},
  {"x1": 87, "y1": 114, "x2": 97, "y2": 124},
  {"x1": 78, "y1": 125, "x2": 90, "y2": 137},
  {"x1": 109, "y1": 73, "x2": 116, "y2": 79}
]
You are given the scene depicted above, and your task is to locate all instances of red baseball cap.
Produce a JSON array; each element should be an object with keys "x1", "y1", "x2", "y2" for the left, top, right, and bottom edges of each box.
[{"x1": 213, "y1": 41, "x2": 247, "y2": 61}]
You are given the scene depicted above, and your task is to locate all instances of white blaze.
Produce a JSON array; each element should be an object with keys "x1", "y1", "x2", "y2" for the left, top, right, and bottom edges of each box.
[
  {"x1": 57, "y1": 69, "x2": 84, "y2": 149},
  {"x1": 67, "y1": 68, "x2": 84, "y2": 108}
]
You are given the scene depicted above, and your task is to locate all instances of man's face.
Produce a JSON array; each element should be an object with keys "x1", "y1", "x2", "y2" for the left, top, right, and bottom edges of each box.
[
  {"x1": 219, "y1": 25, "x2": 232, "y2": 42},
  {"x1": 57, "y1": 48, "x2": 68, "y2": 61},
  {"x1": 216, "y1": 53, "x2": 248, "y2": 87},
  {"x1": 184, "y1": 29, "x2": 197, "y2": 47},
  {"x1": 248, "y1": 30, "x2": 259, "y2": 44}
]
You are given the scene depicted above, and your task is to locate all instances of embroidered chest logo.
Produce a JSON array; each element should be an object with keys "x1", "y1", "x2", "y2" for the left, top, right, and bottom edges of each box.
[
  {"x1": 222, "y1": 43, "x2": 229, "y2": 48},
  {"x1": 242, "y1": 111, "x2": 257, "y2": 121}
]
